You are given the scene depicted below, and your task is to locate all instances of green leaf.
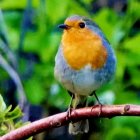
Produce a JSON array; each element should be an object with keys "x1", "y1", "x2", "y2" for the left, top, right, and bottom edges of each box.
[
  {"x1": 0, "y1": 0, "x2": 39, "y2": 9},
  {"x1": 94, "y1": 8, "x2": 118, "y2": 41},
  {"x1": 123, "y1": 34, "x2": 140, "y2": 54},
  {"x1": 0, "y1": 94, "x2": 6, "y2": 112},
  {"x1": 40, "y1": 33, "x2": 60, "y2": 62},
  {"x1": 116, "y1": 52, "x2": 126, "y2": 80},
  {"x1": 5, "y1": 106, "x2": 23, "y2": 121},
  {"x1": 46, "y1": 0, "x2": 69, "y2": 25},
  {"x1": 4, "y1": 105, "x2": 12, "y2": 114},
  {"x1": 128, "y1": 0, "x2": 140, "y2": 19},
  {"x1": 128, "y1": 67, "x2": 140, "y2": 87},
  {"x1": 24, "y1": 77, "x2": 46, "y2": 104},
  {"x1": 106, "y1": 127, "x2": 136, "y2": 140},
  {"x1": 111, "y1": 24, "x2": 125, "y2": 47},
  {"x1": 68, "y1": 1, "x2": 89, "y2": 16},
  {"x1": 125, "y1": 52, "x2": 140, "y2": 66}
]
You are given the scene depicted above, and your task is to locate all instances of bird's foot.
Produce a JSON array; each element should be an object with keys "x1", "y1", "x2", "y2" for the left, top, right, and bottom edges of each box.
[{"x1": 91, "y1": 103, "x2": 102, "y2": 117}]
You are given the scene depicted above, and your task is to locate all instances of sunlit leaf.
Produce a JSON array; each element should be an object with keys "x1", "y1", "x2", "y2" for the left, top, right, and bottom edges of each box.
[
  {"x1": 123, "y1": 34, "x2": 140, "y2": 54},
  {"x1": 0, "y1": 0, "x2": 39, "y2": 9},
  {"x1": 24, "y1": 77, "x2": 46, "y2": 104},
  {"x1": 0, "y1": 94, "x2": 6, "y2": 112}
]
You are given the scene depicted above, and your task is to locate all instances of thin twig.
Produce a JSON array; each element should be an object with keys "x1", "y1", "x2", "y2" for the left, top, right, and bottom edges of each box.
[
  {"x1": 0, "y1": 54, "x2": 27, "y2": 109},
  {"x1": 0, "y1": 10, "x2": 17, "y2": 68},
  {"x1": 1, "y1": 104, "x2": 140, "y2": 140}
]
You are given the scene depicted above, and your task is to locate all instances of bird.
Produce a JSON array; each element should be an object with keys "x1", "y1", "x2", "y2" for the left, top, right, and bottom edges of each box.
[{"x1": 54, "y1": 15, "x2": 116, "y2": 135}]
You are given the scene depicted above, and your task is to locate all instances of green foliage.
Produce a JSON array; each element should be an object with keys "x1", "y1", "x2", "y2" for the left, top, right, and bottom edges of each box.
[
  {"x1": 106, "y1": 117, "x2": 140, "y2": 140},
  {"x1": 106, "y1": 127, "x2": 136, "y2": 140},
  {"x1": 0, "y1": 94, "x2": 6, "y2": 112},
  {"x1": 0, "y1": 94, "x2": 32, "y2": 139},
  {"x1": 0, "y1": 95, "x2": 20, "y2": 134},
  {"x1": 0, "y1": 0, "x2": 39, "y2": 9},
  {"x1": 0, "y1": 0, "x2": 140, "y2": 139},
  {"x1": 24, "y1": 76, "x2": 46, "y2": 104}
]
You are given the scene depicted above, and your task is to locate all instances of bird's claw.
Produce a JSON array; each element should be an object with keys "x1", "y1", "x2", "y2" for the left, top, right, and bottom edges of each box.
[
  {"x1": 67, "y1": 107, "x2": 73, "y2": 119},
  {"x1": 91, "y1": 103, "x2": 102, "y2": 116}
]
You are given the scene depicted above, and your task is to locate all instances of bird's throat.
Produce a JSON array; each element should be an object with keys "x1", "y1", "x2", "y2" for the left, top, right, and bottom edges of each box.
[{"x1": 62, "y1": 29, "x2": 108, "y2": 70}]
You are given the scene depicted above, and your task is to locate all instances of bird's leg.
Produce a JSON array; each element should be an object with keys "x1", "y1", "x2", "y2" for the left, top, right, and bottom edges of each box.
[
  {"x1": 91, "y1": 91, "x2": 102, "y2": 116},
  {"x1": 92, "y1": 91, "x2": 102, "y2": 105},
  {"x1": 67, "y1": 91, "x2": 74, "y2": 118}
]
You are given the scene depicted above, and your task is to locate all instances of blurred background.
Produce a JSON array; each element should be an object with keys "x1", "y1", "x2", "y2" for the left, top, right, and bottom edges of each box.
[{"x1": 0, "y1": 0, "x2": 140, "y2": 139}]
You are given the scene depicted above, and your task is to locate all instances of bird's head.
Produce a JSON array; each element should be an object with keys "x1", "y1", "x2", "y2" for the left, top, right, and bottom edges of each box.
[
  {"x1": 57, "y1": 15, "x2": 108, "y2": 70},
  {"x1": 58, "y1": 15, "x2": 98, "y2": 36}
]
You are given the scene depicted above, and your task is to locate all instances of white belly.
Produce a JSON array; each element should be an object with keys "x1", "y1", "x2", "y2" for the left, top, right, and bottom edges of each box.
[{"x1": 54, "y1": 47, "x2": 116, "y2": 96}]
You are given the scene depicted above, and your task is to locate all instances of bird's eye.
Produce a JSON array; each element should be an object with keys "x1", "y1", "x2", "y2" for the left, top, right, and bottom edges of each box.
[{"x1": 79, "y1": 22, "x2": 85, "y2": 28}]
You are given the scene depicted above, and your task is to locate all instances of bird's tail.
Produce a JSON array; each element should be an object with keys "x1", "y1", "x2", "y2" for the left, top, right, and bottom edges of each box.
[
  {"x1": 68, "y1": 95, "x2": 89, "y2": 135},
  {"x1": 69, "y1": 119, "x2": 89, "y2": 135}
]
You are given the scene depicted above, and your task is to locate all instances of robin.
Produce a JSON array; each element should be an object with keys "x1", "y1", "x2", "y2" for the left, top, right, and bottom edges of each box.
[{"x1": 54, "y1": 15, "x2": 116, "y2": 135}]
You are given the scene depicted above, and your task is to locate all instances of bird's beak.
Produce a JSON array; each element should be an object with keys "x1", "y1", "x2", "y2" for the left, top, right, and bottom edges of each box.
[{"x1": 58, "y1": 24, "x2": 70, "y2": 30}]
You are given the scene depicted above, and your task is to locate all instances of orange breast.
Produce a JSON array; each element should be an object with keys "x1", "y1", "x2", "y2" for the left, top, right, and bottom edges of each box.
[{"x1": 62, "y1": 28, "x2": 107, "y2": 70}]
